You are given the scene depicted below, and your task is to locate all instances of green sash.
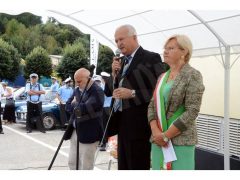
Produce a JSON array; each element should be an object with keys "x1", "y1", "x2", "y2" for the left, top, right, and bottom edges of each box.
[{"x1": 153, "y1": 70, "x2": 185, "y2": 169}]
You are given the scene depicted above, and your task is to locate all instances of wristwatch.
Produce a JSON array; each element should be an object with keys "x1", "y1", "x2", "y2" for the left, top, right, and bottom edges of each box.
[
  {"x1": 131, "y1": 90, "x2": 136, "y2": 98},
  {"x1": 162, "y1": 133, "x2": 169, "y2": 143}
]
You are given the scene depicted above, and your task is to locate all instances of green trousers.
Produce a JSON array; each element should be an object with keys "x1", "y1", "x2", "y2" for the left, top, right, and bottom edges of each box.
[{"x1": 151, "y1": 143, "x2": 195, "y2": 170}]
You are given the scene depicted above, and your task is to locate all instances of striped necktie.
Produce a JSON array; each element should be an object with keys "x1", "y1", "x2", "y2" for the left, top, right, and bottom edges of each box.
[
  {"x1": 121, "y1": 55, "x2": 132, "y2": 77},
  {"x1": 113, "y1": 55, "x2": 132, "y2": 112}
]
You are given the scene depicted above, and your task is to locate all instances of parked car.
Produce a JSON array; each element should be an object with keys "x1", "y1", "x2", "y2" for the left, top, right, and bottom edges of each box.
[
  {"x1": 16, "y1": 100, "x2": 60, "y2": 130},
  {"x1": 1, "y1": 87, "x2": 62, "y2": 130}
]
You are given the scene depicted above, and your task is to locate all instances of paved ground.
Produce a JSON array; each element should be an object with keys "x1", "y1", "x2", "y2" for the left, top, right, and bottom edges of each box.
[{"x1": 0, "y1": 123, "x2": 117, "y2": 170}]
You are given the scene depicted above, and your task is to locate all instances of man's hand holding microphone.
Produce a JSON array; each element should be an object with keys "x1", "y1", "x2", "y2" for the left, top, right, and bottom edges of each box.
[
  {"x1": 112, "y1": 49, "x2": 135, "y2": 99},
  {"x1": 112, "y1": 49, "x2": 122, "y2": 78}
]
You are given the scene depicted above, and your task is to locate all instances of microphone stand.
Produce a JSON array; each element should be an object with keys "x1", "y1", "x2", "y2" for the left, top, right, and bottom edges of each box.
[
  {"x1": 48, "y1": 66, "x2": 95, "y2": 170},
  {"x1": 94, "y1": 57, "x2": 126, "y2": 166}
]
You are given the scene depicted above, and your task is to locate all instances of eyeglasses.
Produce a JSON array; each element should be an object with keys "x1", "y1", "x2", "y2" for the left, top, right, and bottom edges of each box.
[{"x1": 164, "y1": 46, "x2": 182, "y2": 52}]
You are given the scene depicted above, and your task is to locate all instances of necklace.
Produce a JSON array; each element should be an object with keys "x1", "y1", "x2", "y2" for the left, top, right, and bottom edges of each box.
[{"x1": 169, "y1": 73, "x2": 176, "y2": 80}]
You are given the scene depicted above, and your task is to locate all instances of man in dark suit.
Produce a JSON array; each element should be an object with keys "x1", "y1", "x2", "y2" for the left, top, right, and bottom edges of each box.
[
  {"x1": 66, "y1": 68, "x2": 104, "y2": 170},
  {"x1": 105, "y1": 24, "x2": 166, "y2": 170}
]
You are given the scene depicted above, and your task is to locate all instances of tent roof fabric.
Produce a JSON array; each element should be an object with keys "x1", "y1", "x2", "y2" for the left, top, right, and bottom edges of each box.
[
  {"x1": 2, "y1": 10, "x2": 240, "y2": 57},
  {"x1": 50, "y1": 10, "x2": 240, "y2": 57}
]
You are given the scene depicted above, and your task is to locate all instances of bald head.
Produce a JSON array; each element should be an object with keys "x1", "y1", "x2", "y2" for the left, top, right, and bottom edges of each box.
[
  {"x1": 74, "y1": 68, "x2": 90, "y2": 79},
  {"x1": 74, "y1": 68, "x2": 91, "y2": 89}
]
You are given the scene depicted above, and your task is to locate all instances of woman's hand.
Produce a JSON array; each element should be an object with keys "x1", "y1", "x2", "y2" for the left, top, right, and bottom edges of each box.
[
  {"x1": 150, "y1": 120, "x2": 167, "y2": 147},
  {"x1": 152, "y1": 127, "x2": 167, "y2": 147}
]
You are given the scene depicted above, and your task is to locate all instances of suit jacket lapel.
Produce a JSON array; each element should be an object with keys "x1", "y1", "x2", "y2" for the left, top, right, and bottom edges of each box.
[{"x1": 124, "y1": 46, "x2": 143, "y2": 77}]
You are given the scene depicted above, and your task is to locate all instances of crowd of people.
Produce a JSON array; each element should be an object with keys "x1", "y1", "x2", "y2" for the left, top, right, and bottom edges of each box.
[{"x1": 0, "y1": 23, "x2": 205, "y2": 170}]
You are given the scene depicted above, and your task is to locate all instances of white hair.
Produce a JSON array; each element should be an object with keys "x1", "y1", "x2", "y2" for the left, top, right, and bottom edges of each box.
[{"x1": 117, "y1": 24, "x2": 137, "y2": 36}]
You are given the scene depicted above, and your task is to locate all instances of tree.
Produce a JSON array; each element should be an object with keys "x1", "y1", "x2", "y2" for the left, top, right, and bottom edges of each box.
[
  {"x1": 74, "y1": 35, "x2": 90, "y2": 55},
  {"x1": 56, "y1": 42, "x2": 89, "y2": 80},
  {"x1": 0, "y1": 12, "x2": 42, "y2": 28},
  {"x1": 0, "y1": 38, "x2": 21, "y2": 81},
  {"x1": 15, "y1": 12, "x2": 42, "y2": 28},
  {"x1": 42, "y1": 35, "x2": 58, "y2": 54},
  {"x1": 59, "y1": 24, "x2": 84, "y2": 44},
  {"x1": 96, "y1": 45, "x2": 114, "y2": 74},
  {"x1": 4, "y1": 19, "x2": 29, "y2": 57},
  {"x1": 0, "y1": 13, "x2": 91, "y2": 60},
  {"x1": 24, "y1": 46, "x2": 52, "y2": 79}
]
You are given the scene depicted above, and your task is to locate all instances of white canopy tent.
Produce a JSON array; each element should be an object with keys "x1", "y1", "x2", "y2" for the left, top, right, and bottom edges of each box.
[{"x1": 1, "y1": 9, "x2": 240, "y2": 170}]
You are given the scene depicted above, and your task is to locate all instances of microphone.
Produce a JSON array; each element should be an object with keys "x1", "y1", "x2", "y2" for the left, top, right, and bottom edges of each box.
[
  {"x1": 115, "y1": 49, "x2": 124, "y2": 60},
  {"x1": 115, "y1": 49, "x2": 121, "y2": 58},
  {"x1": 113, "y1": 49, "x2": 123, "y2": 88}
]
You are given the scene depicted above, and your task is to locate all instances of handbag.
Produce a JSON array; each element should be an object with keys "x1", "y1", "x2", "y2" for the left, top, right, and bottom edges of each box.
[{"x1": 5, "y1": 98, "x2": 15, "y2": 107}]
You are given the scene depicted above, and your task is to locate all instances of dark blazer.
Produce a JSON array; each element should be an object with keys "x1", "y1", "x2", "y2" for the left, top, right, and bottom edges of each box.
[
  {"x1": 65, "y1": 82, "x2": 104, "y2": 143},
  {"x1": 105, "y1": 46, "x2": 166, "y2": 140}
]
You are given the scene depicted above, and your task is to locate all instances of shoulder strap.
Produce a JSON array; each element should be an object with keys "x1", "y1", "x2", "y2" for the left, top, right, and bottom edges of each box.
[
  {"x1": 29, "y1": 83, "x2": 32, "y2": 101},
  {"x1": 37, "y1": 83, "x2": 40, "y2": 101},
  {"x1": 29, "y1": 83, "x2": 41, "y2": 102}
]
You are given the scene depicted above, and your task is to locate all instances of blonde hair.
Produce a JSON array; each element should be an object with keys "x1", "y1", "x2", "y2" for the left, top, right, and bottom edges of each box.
[{"x1": 164, "y1": 34, "x2": 193, "y2": 63}]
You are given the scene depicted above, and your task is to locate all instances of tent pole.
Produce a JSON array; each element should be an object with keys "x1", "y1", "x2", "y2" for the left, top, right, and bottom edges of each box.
[
  {"x1": 189, "y1": 10, "x2": 231, "y2": 170},
  {"x1": 224, "y1": 46, "x2": 230, "y2": 170}
]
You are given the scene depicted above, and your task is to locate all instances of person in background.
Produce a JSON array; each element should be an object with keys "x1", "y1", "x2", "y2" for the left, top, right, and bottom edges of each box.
[
  {"x1": 0, "y1": 82, "x2": 4, "y2": 134},
  {"x1": 50, "y1": 76, "x2": 59, "y2": 100},
  {"x1": 56, "y1": 77, "x2": 73, "y2": 130},
  {"x1": 148, "y1": 34, "x2": 205, "y2": 170},
  {"x1": 66, "y1": 68, "x2": 104, "y2": 170},
  {"x1": 104, "y1": 24, "x2": 166, "y2": 169},
  {"x1": 93, "y1": 73, "x2": 112, "y2": 151},
  {"x1": 93, "y1": 75, "x2": 103, "y2": 89},
  {"x1": 2, "y1": 82, "x2": 15, "y2": 124},
  {"x1": 25, "y1": 73, "x2": 46, "y2": 133},
  {"x1": 99, "y1": 72, "x2": 112, "y2": 151}
]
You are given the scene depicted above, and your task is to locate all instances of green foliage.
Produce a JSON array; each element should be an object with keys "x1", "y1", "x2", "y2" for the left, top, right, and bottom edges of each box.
[
  {"x1": 74, "y1": 35, "x2": 90, "y2": 55},
  {"x1": 42, "y1": 35, "x2": 58, "y2": 54},
  {"x1": 4, "y1": 19, "x2": 31, "y2": 57},
  {"x1": 96, "y1": 45, "x2": 114, "y2": 74},
  {"x1": 0, "y1": 13, "x2": 115, "y2": 80},
  {"x1": 56, "y1": 42, "x2": 89, "y2": 80},
  {"x1": 0, "y1": 12, "x2": 42, "y2": 28},
  {"x1": 15, "y1": 12, "x2": 42, "y2": 27},
  {"x1": 0, "y1": 38, "x2": 21, "y2": 81},
  {"x1": 0, "y1": 16, "x2": 9, "y2": 34},
  {"x1": 24, "y1": 46, "x2": 52, "y2": 79},
  {"x1": 0, "y1": 14, "x2": 86, "y2": 59},
  {"x1": 52, "y1": 47, "x2": 63, "y2": 55}
]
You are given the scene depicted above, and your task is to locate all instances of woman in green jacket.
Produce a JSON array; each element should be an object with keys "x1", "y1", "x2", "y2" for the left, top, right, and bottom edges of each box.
[{"x1": 148, "y1": 35, "x2": 205, "y2": 170}]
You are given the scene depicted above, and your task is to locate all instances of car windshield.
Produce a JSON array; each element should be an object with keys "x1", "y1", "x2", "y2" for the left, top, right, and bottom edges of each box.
[{"x1": 14, "y1": 87, "x2": 26, "y2": 99}]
